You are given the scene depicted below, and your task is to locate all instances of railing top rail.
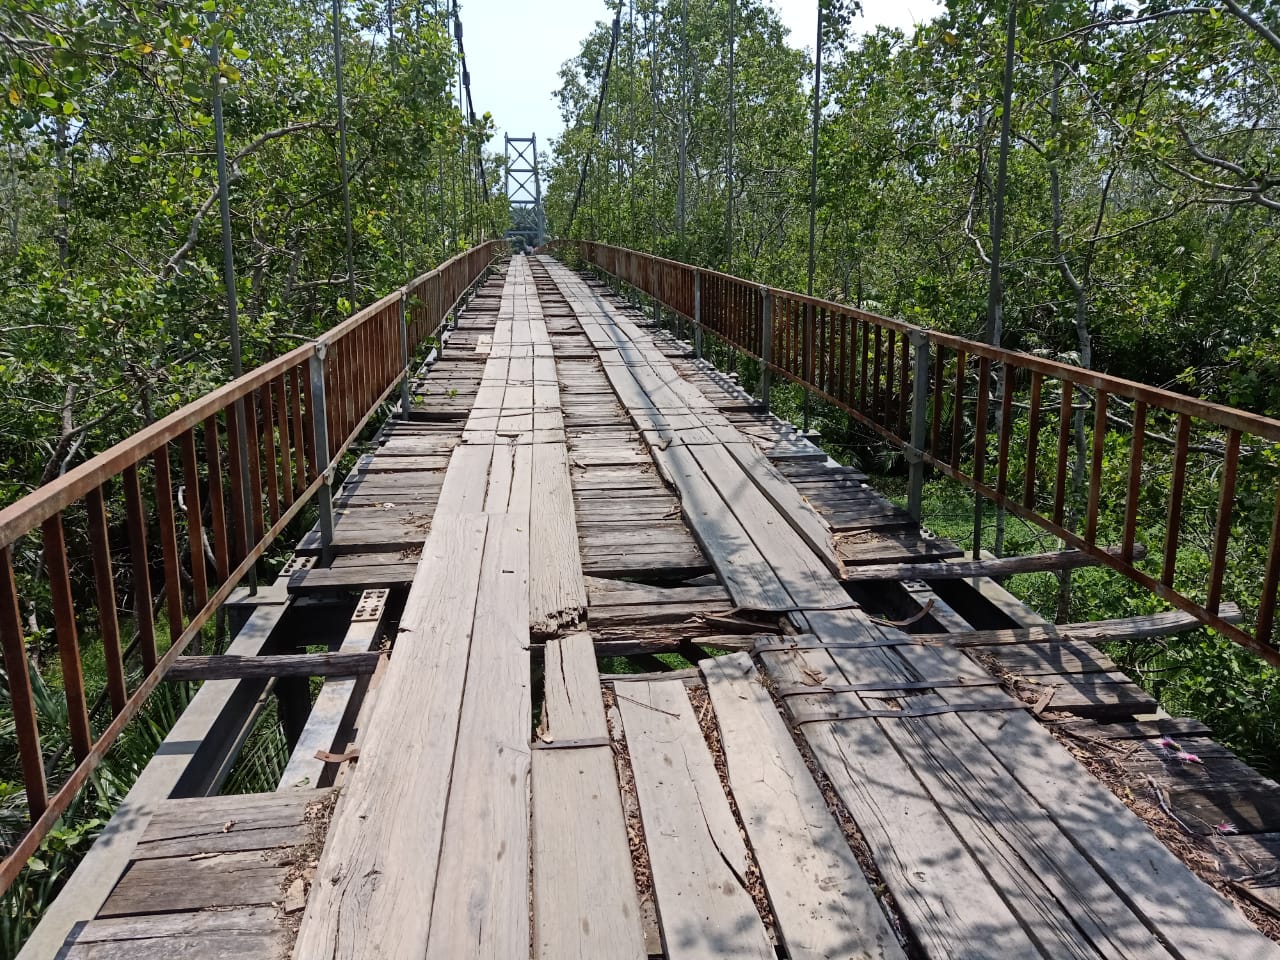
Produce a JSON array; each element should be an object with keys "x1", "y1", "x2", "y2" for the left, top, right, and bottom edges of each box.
[{"x1": 580, "y1": 240, "x2": 1280, "y2": 444}]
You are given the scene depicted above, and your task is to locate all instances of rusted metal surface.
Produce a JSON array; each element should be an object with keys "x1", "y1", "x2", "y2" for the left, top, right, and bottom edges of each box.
[
  {"x1": 0, "y1": 240, "x2": 501, "y2": 890},
  {"x1": 574, "y1": 240, "x2": 1280, "y2": 669}
]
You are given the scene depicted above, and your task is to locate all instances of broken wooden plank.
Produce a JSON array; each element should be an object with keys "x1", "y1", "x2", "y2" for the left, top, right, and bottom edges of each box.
[
  {"x1": 616, "y1": 679, "x2": 774, "y2": 960},
  {"x1": 165, "y1": 652, "x2": 382, "y2": 682},
  {"x1": 921, "y1": 604, "x2": 1241, "y2": 647},
  {"x1": 701, "y1": 653, "x2": 905, "y2": 960},
  {"x1": 542, "y1": 632, "x2": 608, "y2": 742},
  {"x1": 530, "y1": 442, "x2": 588, "y2": 635},
  {"x1": 845, "y1": 545, "x2": 1147, "y2": 581},
  {"x1": 533, "y1": 633, "x2": 645, "y2": 960}
]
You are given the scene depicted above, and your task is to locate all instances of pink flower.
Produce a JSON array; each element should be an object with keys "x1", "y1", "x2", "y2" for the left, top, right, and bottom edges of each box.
[
  {"x1": 1174, "y1": 751, "x2": 1203, "y2": 764},
  {"x1": 1214, "y1": 822, "x2": 1239, "y2": 835},
  {"x1": 1157, "y1": 737, "x2": 1181, "y2": 751}
]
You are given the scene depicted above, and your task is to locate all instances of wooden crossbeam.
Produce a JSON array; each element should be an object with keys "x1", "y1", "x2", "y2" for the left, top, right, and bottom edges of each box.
[
  {"x1": 165, "y1": 652, "x2": 383, "y2": 682},
  {"x1": 844, "y1": 544, "x2": 1146, "y2": 582},
  {"x1": 931, "y1": 603, "x2": 1241, "y2": 648}
]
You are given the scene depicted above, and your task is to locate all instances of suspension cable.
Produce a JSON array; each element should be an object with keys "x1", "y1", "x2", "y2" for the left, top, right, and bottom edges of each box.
[
  {"x1": 452, "y1": 3, "x2": 496, "y2": 237},
  {"x1": 565, "y1": 0, "x2": 624, "y2": 238}
]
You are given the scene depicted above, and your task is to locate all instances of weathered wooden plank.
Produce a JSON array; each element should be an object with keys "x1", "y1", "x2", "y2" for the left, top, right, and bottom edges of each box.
[
  {"x1": 292, "y1": 515, "x2": 489, "y2": 960},
  {"x1": 64, "y1": 907, "x2": 283, "y2": 960},
  {"x1": 435, "y1": 443, "x2": 494, "y2": 515},
  {"x1": 616, "y1": 679, "x2": 774, "y2": 960},
  {"x1": 165, "y1": 651, "x2": 381, "y2": 681},
  {"x1": 533, "y1": 630, "x2": 645, "y2": 960},
  {"x1": 922, "y1": 604, "x2": 1242, "y2": 647},
  {"x1": 426, "y1": 516, "x2": 531, "y2": 959},
  {"x1": 656, "y1": 444, "x2": 791, "y2": 611},
  {"x1": 755, "y1": 644, "x2": 1044, "y2": 959},
  {"x1": 100, "y1": 851, "x2": 289, "y2": 917},
  {"x1": 530, "y1": 441, "x2": 587, "y2": 635},
  {"x1": 531, "y1": 747, "x2": 647, "y2": 960},
  {"x1": 958, "y1": 705, "x2": 1280, "y2": 958},
  {"x1": 718, "y1": 439, "x2": 842, "y2": 577},
  {"x1": 585, "y1": 576, "x2": 729, "y2": 607},
  {"x1": 701, "y1": 654, "x2": 905, "y2": 960},
  {"x1": 847, "y1": 546, "x2": 1145, "y2": 581},
  {"x1": 542, "y1": 632, "x2": 608, "y2": 741}
]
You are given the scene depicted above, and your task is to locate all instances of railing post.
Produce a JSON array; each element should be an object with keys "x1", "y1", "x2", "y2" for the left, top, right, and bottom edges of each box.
[
  {"x1": 693, "y1": 269, "x2": 703, "y2": 360},
  {"x1": 308, "y1": 343, "x2": 335, "y2": 565},
  {"x1": 398, "y1": 290, "x2": 411, "y2": 418},
  {"x1": 907, "y1": 329, "x2": 931, "y2": 521},
  {"x1": 759, "y1": 287, "x2": 773, "y2": 411}
]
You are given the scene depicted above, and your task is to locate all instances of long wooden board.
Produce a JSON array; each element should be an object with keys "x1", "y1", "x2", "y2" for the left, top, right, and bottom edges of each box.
[
  {"x1": 425, "y1": 516, "x2": 531, "y2": 959},
  {"x1": 534, "y1": 632, "x2": 646, "y2": 959},
  {"x1": 292, "y1": 515, "x2": 489, "y2": 959},
  {"x1": 616, "y1": 679, "x2": 774, "y2": 960},
  {"x1": 701, "y1": 654, "x2": 905, "y2": 960}
]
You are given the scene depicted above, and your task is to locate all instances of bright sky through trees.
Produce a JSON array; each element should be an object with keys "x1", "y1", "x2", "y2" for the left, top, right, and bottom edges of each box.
[{"x1": 467, "y1": 0, "x2": 942, "y2": 148}]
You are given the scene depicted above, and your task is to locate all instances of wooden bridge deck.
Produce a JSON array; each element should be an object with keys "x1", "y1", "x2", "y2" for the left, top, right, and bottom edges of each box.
[{"x1": 50, "y1": 255, "x2": 1280, "y2": 959}]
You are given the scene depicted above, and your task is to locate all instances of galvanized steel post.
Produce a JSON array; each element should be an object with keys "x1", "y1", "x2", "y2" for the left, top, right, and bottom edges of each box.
[
  {"x1": 693, "y1": 269, "x2": 703, "y2": 359},
  {"x1": 759, "y1": 286, "x2": 773, "y2": 410},
  {"x1": 308, "y1": 343, "x2": 335, "y2": 565},
  {"x1": 907, "y1": 330, "x2": 930, "y2": 521},
  {"x1": 398, "y1": 291, "x2": 411, "y2": 417}
]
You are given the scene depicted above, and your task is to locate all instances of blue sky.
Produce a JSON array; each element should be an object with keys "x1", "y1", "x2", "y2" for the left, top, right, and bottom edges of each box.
[{"x1": 462, "y1": 0, "x2": 944, "y2": 159}]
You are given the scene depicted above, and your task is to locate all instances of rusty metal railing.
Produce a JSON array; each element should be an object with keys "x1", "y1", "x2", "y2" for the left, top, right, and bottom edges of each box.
[
  {"x1": 0, "y1": 240, "x2": 503, "y2": 889},
  {"x1": 571, "y1": 240, "x2": 1280, "y2": 671}
]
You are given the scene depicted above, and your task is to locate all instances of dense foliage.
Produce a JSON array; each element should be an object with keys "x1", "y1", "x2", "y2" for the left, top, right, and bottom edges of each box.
[
  {"x1": 0, "y1": 2, "x2": 499, "y2": 948},
  {"x1": 548, "y1": 0, "x2": 1280, "y2": 770},
  {"x1": 1, "y1": 0, "x2": 502, "y2": 513}
]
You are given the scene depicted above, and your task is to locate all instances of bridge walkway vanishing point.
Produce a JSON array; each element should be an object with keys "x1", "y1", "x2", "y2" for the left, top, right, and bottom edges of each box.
[{"x1": 31, "y1": 254, "x2": 1280, "y2": 958}]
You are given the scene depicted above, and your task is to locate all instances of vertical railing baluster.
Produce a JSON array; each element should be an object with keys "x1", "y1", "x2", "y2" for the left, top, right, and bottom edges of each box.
[
  {"x1": 1023, "y1": 372, "x2": 1042, "y2": 509},
  {"x1": 996, "y1": 365, "x2": 1014, "y2": 498},
  {"x1": 292, "y1": 365, "x2": 312, "y2": 488},
  {"x1": 273, "y1": 377, "x2": 295, "y2": 510},
  {"x1": 42, "y1": 513, "x2": 93, "y2": 762},
  {"x1": 1121, "y1": 401, "x2": 1147, "y2": 563},
  {"x1": 1084, "y1": 390, "x2": 1109, "y2": 543},
  {"x1": 930, "y1": 347, "x2": 945, "y2": 453},
  {"x1": 897, "y1": 333, "x2": 911, "y2": 439},
  {"x1": 859, "y1": 320, "x2": 870, "y2": 414},
  {"x1": 179, "y1": 429, "x2": 208, "y2": 612},
  {"x1": 261, "y1": 386, "x2": 281, "y2": 527},
  {"x1": 246, "y1": 391, "x2": 265, "y2": 544},
  {"x1": 1207, "y1": 428, "x2": 1241, "y2": 613},
  {"x1": 0, "y1": 546, "x2": 47, "y2": 818},
  {"x1": 908, "y1": 331, "x2": 931, "y2": 521},
  {"x1": 693, "y1": 269, "x2": 703, "y2": 360},
  {"x1": 971, "y1": 357, "x2": 992, "y2": 558},
  {"x1": 85, "y1": 486, "x2": 128, "y2": 716},
  {"x1": 1053, "y1": 380, "x2": 1074, "y2": 527},
  {"x1": 759, "y1": 287, "x2": 773, "y2": 411},
  {"x1": 973, "y1": 357, "x2": 991, "y2": 487},
  {"x1": 225, "y1": 408, "x2": 250, "y2": 562},
  {"x1": 399, "y1": 291, "x2": 412, "y2": 416},
  {"x1": 1162, "y1": 413, "x2": 1191, "y2": 587},
  {"x1": 153, "y1": 446, "x2": 185, "y2": 644},
  {"x1": 872, "y1": 325, "x2": 884, "y2": 422},
  {"x1": 202, "y1": 417, "x2": 229, "y2": 585},
  {"x1": 122, "y1": 464, "x2": 157, "y2": 672},
  {"x1": 950, "y1": 351, "x2": 965, "y2": 468}
]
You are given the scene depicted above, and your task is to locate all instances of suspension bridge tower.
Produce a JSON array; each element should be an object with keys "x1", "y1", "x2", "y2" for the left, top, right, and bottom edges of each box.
[{"x1": 505, "y1": 134, "x2": 545, "y2": 248}]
